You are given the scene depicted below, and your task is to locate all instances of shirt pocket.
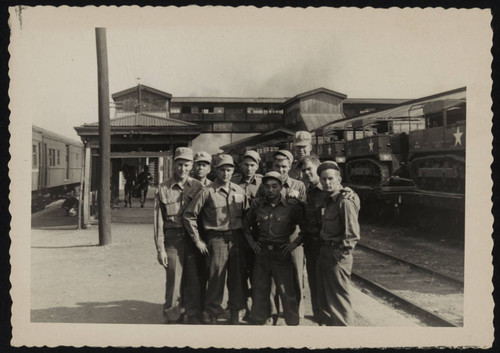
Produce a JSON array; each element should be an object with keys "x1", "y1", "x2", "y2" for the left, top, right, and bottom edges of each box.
[
  {"x1": 165, "y1": 201, "x2": 181, "y2": 217},
  {"x1": 229, "y1": 194, "x2": 244, "y2": 218}
]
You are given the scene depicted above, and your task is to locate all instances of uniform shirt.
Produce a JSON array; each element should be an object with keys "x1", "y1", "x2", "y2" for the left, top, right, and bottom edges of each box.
[
  {"x1": 257, "y1": 176, "x2": 306, "y2": 202},
  {"x1": 288, "y1": 161, "x2": 302, "y2": 181},
  {"x1": 231, "y1": 173, "x2": 263, "y2": 199},
  {"x1": 243, "y1": 195, "x2": 306, "y2": 244},
  {"x1": 155, "y1": 176, "x2": 203, "y2": 232},
  {"x1": 303, "y1": 180, "x2": 328, "y2": 238},
  {"x1": 320, "y1": 190, "x2": 361, "y2": 251},
  {"x1": 184, "y1": 181, "x2": 249, "y2": 244},
  {"x1": 197, "y1": 177, "x2": 212, "y2": 187}
]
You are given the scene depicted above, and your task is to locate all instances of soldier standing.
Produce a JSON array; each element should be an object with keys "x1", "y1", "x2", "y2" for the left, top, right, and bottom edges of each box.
[
  {"x1": 153, "y1": 147, "x2": 204, "y2": 324},
  {"x1": 288, "y1": 131, "x2": 313, "y2": 180},
  {"x1": 257, "y1": 149, "x2": 306, "y2": 324},
  {"x1": 193, "y1": 151, "x2": 212, "y2": 186},
  {"x1": 184, "y1": 154, "x2": 248, "y2": 325},
  {"x1": 243, "y1": 171, "x2": 305, "y2": 326},
  {"x1": 316, "y1": 161, "x2": 360, "y2": 326},
  {"x1": 231, "y1": 150, "x2": 263, "y2": 320}
]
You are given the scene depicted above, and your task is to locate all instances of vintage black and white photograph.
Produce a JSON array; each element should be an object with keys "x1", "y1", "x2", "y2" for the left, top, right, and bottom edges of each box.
[{"x1": 9, "y1": 5, "x2": 493, "y2": 348}]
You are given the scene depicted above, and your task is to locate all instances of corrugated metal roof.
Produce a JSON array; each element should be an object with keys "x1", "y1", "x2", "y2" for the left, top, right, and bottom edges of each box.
[
  {"x1": 83, "y1": 113, "x2": 197, "y2": 128},
  {"x1": 171, "y1": 97, "x2": 287, "y2": 104},
  {"x1": 320, "y1": 87, "x2": 466, "y2": 132},
  {"x1": 283, "y1": 87, "x2": 347, "y2": 106},
  {"x1": 300, "y1": 113, "x2": 345, "y2": 131},
  {"x1": 343, "y1": 98, "x2": 410, "y2": 105}
]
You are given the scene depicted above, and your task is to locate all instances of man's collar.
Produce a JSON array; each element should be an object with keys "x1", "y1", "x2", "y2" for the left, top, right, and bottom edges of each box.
[
  {"x1": 309, "y1": 179, "x2": 322, "y2": 191},
  {"x1": 264, "y1": 194, "x2": 287, "y2": 207},
  {"x1": 214, "y1": 180, "x2": 235, "y2": 192}
]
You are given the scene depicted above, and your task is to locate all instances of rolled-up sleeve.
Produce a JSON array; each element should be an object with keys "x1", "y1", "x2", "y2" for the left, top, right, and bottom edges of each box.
[{"x1": 339, "y1": 198, "x2": 360, "y2": 251}]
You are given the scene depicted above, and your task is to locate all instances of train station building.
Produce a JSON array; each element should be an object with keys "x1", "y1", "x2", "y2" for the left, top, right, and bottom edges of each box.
[{"x1": 74, "y1": 84, "x2": 406, "y2": 224}]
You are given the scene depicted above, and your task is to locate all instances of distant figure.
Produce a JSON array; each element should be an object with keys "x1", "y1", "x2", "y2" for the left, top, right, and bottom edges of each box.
[
  {"x1": 123, "y1": 164, "x2": 136, "y2": 208},
  {"x1": 61, "y1": 195, "x2": 78, "y2": 217},
  {"x1": 137, "y1": 165, "x2": 153, "y2": 207}
]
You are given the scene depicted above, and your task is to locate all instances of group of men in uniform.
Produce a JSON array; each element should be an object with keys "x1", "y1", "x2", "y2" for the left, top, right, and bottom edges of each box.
[{"x1": 153, "y1": 131, "x2": 361, "y2": 326}]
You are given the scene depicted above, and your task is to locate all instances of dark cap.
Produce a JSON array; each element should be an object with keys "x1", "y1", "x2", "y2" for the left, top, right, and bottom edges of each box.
[
  {"x1": 317, "y1": 161, "x2": 340, "y2": 176},
  {"x1": 243, "y1": 150, "x2": 261, "y2": 164},
  {"x1": 174, "y1": 147, "x2": 194, "y2": 161},
  {"x1": 194, "y1": 151, "x2": 212, "y2": 164},
  {"x1": 215, "y1": 154, "x2": 235, "y2": 168},
  {"x1": 294, "y1": 131, "x2": 312, "y2": 147},
  {"x1": 262, "y1": 171, "x2": 283, "y2": 185},
  {"x1": 273, "y1": 150, "x2": 294, "y2": 163}
]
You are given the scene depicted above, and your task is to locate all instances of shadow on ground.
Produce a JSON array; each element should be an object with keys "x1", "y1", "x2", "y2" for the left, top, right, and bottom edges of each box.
[
  {"x1": 32, "y1": 207, "x2": 79, "y2": 230},
  {"x1": 31, "y1": 300, "x2": 164, "y2": 324}
]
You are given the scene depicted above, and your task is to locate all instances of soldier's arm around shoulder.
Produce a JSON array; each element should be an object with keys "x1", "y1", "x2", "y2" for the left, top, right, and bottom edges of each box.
[
  {"x1": 183, "y1": 187, "x2": 209, "y2": 245},
  {"x1": 339, "y1": 194, "x2": 361, "y2": 250}
]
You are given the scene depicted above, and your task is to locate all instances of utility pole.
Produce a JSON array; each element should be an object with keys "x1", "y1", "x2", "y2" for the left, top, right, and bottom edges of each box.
[{"x1": 96, "y1": 27, "x2": 112, "y2": 245}]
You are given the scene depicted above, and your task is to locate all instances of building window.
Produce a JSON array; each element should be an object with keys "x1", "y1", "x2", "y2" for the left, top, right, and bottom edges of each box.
[
  {"x1": 201, "y1": 107, "x2": 214, "y2": 114},
  {"x1": 181, "y1": 106, "x2": 191, "y2": 114},
  {"x1": 48, "y1": 149, "x2": 54, "y2": 166},
  {"x1": 32, "y1": 145, "x2": 37, "y2": 168},
  {"x1": 57, "y1": 150, "x2": 60, "y2": 165},
  {"x1": 170, "y1": 107, "x2": 181, "y2": 114}
]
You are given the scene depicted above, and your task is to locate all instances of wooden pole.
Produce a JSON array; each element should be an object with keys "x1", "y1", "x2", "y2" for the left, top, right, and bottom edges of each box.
[{"x1": 96, "y1": 27, "x2": 112, "y2": 245}]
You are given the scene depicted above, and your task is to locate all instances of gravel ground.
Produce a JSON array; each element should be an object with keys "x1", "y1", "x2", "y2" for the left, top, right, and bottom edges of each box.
[{"x1": 31, "y1": 205, "x2": 422, "y2": 327}]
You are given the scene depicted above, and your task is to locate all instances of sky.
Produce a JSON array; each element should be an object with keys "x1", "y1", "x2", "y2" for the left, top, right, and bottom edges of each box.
[{"x1": 9, "y1": 6, "x2": 492, "y2": 140}]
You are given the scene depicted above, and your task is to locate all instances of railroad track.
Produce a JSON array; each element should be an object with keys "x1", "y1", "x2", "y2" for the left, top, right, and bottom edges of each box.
[{"x1": 352, "y1": 243, "x2": 463, "y2": 327}]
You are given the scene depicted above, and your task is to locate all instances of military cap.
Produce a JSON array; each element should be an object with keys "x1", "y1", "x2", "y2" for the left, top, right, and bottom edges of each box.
[
  {"x1": 194, "y1": 151, "x2": 212, "y2": 164},
  {"x1": 294, "y1": 131, "x2": 312, "y2": 147},
  {"x1": 215, "y1": 154, "x2": 235, "y2": 168},
  {"x1": 317, "y1": 161, "x2": 340, "y2": 176},
  {"x1": 174, "y1": 147, "x2": 194, "y2": 161},
  {"x1": 262, "y1": 171, "x2": 283, "y2": 185},
  {"x1": 243, "y1": 150, "x2": 261, "y2": 164},
  {"x1": 273, "y1": 149, "x2": 294, "y2": 163}
]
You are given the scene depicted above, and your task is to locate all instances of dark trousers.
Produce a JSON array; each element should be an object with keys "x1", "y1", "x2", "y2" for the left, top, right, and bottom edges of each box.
[
  {"x1": 304, "y1": 238, "x2": 321, "y2": 322},
  {"x1": 124, "y1": 183, "x2": 133, "y2": 205},
  {"x1": 316, "y1": 245, "x2": 354, "y2": 326},
  {"x1": 204, "y1": 231, "x2": 245, "y2": 316},
  {"x1": 270, "y1": 228, "x2": 305, "y2": 319},
  {"x1": 163, "y1": 235, "x2": 201, "y2": 321},
  {"x1": 243, "y1": 240, "x2": 255, "y2": 308},
  {"x1": 140, "y1": 186, "x2": 148, "y2": 205},
  {"x1": 251, "y1": 247, "x2": 299, "y2": 326}
]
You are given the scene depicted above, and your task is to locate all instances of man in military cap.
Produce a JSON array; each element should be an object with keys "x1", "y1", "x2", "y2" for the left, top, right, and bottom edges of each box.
[
  {"x1": 184, "y1": 154, "x2": 249, "y2": 325},
  {"x1": 154, "y1": 147, "x2": 204, "y2": 324},
  {"x1": 289, "y1": 131, "x2": 313, "y2": 180},
  {"x1": 257, "y1": 149, "x2": 306, "y2": 323},
  {"x1": 193, "y1": 151, "x2": 212, "y2": 186},
  {"x1": 316, "y1": 161, "x2": 360, "y2": 326},
  {"x1": 230, "y1": 149, "x2": 263, "y2": 320},
  {"x1": 243, "y1": 171, "x2": 306, "y2": 326}
]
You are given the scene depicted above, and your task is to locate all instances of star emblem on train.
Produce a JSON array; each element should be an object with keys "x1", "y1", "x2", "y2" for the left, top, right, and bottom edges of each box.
[
  {"x1": 453, "y1": 127, "x2": 463, "y2": 146},
  {"x1": 368, "y1": 139, "x2": 374, "y2": 152}
]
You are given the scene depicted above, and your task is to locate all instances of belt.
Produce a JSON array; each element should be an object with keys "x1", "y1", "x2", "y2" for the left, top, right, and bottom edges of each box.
[
  {"x1": 259, "y1": 241, "x2": 286, "y2": 251},
  {"x1": 164, "y1": 228, "x2": 186, "y2": 236},
  {"x1": 207, "y1": 230, "x2": 241, "y2": 237},
  {"x1": 321, "y1": 240, "x2": 340, "y2": 247}
]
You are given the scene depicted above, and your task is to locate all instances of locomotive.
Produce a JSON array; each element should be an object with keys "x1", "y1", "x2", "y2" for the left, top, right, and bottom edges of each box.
[{"x1": 32, "y1": 125, "x2": 84, "y2": 211}]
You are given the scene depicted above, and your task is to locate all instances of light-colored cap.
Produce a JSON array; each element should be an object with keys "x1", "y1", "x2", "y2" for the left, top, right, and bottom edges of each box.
[
  {"x1": 215, "y1": 154, "x2": 235, "y2": 168},
  {"x1": 194, "y1": 151, "x2": 212, "y2": 164},
  {"x1": 243, "y1": 150, "x2": 261, "y2": 164},
  {"x1": 262, "y1": 171, "x2": 283, "y2": 185},
  {"x1": 317, "y1": 161, "x2": 340, "y2": 176},
  {"x1": 294, "y1": 131, "x2": 312, "y2": 147},
  {"x1": 273, "y1": 149, "x2": 294, "y2": 163},
  {"x1": 174, "y1": 147, "x2": 194, "y2": 161}
]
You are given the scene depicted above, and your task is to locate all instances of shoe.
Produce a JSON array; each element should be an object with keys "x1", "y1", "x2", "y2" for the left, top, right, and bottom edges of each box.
[
  {"x1": 186, "y1": 315, "x2": 202, "y2": 325},
  {"x1": 201, "y1": 311, "x2": 217, "y2": 325},
  {"x1": 141, "y1": 204, "x2": 144, "y2": 208},
  {"x1": 272, "y1": 314, "x2": 278, "y2": 326},
  {"x1": 242, "y1": 309, "x2": 251, "y2": 322}
]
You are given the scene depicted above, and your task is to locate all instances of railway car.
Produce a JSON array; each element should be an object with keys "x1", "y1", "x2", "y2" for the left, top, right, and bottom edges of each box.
[
  {"x1": 32, "y1": 125, "x2": 84, "y2": 211},
  {"x1": 313, "y1": 87, "x2": 466, "y2": 229}
]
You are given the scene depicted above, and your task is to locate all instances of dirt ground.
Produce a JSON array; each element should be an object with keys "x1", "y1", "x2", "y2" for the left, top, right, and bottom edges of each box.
[{"x1": 31, "y1": 203, "x2": 422, "y2": 327}]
